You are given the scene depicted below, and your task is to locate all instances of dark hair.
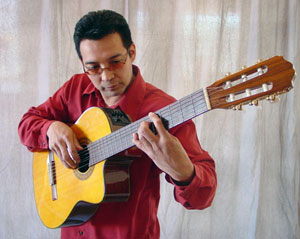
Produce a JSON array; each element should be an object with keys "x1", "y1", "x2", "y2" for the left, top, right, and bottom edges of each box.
[{"x1": 73, "y1": 10, "x2": 133, "y2": 59}]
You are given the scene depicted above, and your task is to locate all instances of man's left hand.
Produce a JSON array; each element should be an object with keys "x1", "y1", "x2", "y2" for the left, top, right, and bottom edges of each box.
[{"x1": 133, "y1": 112, "x2": 195, "y2": 183}]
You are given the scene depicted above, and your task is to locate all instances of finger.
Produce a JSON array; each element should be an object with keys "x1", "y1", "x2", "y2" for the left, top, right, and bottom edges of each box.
[
  {"x1": 132, "y1": 133, "x2": 142, "y2": 148},
  {"x1": 51, "y1": 148, "x2": 64, "y2": 167},
  {"x1": 51, "y1": 145, "x2": 72, "y2": 169},
  {"x1": 66, "y1": 139, "x2": 81, "y2": 165},
  {"x1": 60, "y1": 157, "x2": 71, "y2": 169},
  {"x1": 132, "y1": 132, "x2": 139, "y2": 143},
  {"x1": 59, "y1": 143, "x2": 78, "y2": 169},
  {"x1": 49, "y1": 143, "x2": 64, "y2": 165},
  {"x1": 148, "y1": 112, "x2": 168, "y2": 137},
  {"x1": 132, "y1": 133, "x2": 153, "y2": 154},
  {"x1": 138, "y1": 120, "x2": 158, "y2": 145}
]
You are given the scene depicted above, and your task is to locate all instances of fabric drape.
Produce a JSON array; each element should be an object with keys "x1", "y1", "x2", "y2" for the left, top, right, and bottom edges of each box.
[{"x1": 1, "y1": 0, "x2": 299, "y2": 238}]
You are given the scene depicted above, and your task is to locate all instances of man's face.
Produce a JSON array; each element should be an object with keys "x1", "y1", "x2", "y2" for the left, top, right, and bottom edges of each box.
[{"x1": 80, "y1": 33, "x2": 136, "y2": 106}]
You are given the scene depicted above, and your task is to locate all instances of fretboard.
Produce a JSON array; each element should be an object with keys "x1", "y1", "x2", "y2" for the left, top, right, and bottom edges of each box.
[{"x1": 88, "y1": 88, "x2": 209, "y2": 166}]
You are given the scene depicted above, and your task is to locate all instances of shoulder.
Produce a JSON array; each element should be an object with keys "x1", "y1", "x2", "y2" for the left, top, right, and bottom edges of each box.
[
  {"x1": 59, "y1": 73, "x2": 92, "y2": 98},
  {"x1": 134, "y1": 82, "x2": 177, "y2": 118},
  {"x1": 63, "y1": 73, "x2": 90, "y2": 88},
  {"x1": 144, "y1": 82, "x2": 176, "y2": 106}
]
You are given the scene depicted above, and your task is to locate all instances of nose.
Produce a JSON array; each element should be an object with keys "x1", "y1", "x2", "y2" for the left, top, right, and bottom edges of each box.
[{"x1": 101, "y1": 68, "x2": 114, "y2": 81}]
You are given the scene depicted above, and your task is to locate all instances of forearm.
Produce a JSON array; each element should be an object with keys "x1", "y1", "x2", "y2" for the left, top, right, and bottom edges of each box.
[
  {"x1": 18, "y1": 107, "x2": 55, "y2": 151},
  {"x1": 18, "y1": 84, "x2": 70, "y2": 152}
]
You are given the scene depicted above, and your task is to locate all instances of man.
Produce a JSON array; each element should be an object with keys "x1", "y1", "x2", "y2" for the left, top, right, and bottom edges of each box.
[{"x1": 18, "y1": 10, "x2": 217, "y2": 239}]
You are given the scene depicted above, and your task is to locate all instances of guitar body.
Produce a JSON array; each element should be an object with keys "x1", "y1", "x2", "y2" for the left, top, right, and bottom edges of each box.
[{"x1": 33, "y1": 107, "x2": 134, "y2": 228}]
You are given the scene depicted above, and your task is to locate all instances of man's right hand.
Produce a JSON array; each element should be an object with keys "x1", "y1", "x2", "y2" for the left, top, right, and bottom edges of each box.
[{"x1": 46, "y1": 121, "x2": 82, "y2": 168}]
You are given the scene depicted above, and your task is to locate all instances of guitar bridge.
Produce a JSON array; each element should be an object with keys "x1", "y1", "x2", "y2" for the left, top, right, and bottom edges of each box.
[{"x1": 47, "y1": 151, "x2": 58, "y2": 201}]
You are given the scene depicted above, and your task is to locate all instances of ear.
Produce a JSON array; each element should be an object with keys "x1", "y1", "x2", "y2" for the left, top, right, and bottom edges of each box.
[{"x1": 128, "y1": 43, "x2": 136, "y2": 62}]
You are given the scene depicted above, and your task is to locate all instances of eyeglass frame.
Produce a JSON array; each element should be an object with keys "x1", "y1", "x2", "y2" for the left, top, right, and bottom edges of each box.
[{"x1": 82, "y1": 51, "x2": 129, "y2": 75}]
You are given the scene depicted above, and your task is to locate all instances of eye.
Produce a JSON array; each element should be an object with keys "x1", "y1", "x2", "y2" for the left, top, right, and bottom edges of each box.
[
  {"x1": 86, "y1": 64, "x2": 100, "y2": 70},
  {"x1": 110, "y1": 60, "x2": 121, "y2": 65}
]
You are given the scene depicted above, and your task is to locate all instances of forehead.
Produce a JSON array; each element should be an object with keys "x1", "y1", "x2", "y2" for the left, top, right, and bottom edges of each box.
[{"x1": 80, "y1": 33, "x2": 125, "y2": 62}]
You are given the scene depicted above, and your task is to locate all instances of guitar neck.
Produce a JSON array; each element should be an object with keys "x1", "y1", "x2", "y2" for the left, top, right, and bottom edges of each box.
[{"x1": 88, "y1": 88, "x2": 210, "y2": 166}]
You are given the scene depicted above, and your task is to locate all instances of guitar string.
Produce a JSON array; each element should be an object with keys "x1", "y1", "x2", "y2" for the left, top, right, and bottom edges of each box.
[
  {"x1": 47, "y1": 91, "x2": 208, "y2": 182},
  {"x1": 48, "y1": 88, "x2": 226, "y2": 183},
  {"x1": 49, "y1": 63, "x2": 276, "y2": 177},
  {"x1": 39, "y1": 60, "x2": 283, "y2": 186},
  {"x1": 49, "y1": 86, "x2": 229, "y2": 183},
  {"x1": 47, "y1": 87, "x2": 224, "y2": 182},
  {"x1": 83, "y1": 89, "x2": 207, "y2": 160},
  {"x1": 36, "y1": 86, "x2": 227, "y2": 192},
  {"x1": 52, "y1": 73, "x2": 263, "y2": 178},
  {"x1": 80, "y1": 99, "x2": 206, "y2": 167},
  {"x1": 49, "y1": 91, "x2": 209, "y2": 182},
  {"x1": 80, "y1": 85, "x2": 226, "y2": 162}
]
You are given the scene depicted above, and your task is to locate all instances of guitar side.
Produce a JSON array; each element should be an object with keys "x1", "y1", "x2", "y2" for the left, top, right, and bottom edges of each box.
[{"x1": 33, "y1": 107, "x2": 114, "y2": 228}]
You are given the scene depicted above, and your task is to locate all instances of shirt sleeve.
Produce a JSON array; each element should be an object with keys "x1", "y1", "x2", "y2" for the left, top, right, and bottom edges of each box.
[
  {"x1": 165, "y1": 120, "x2": 217, "y2": 210},
  {"x1": 18, "y1": 84, "x2": 69, "y2": 152}
]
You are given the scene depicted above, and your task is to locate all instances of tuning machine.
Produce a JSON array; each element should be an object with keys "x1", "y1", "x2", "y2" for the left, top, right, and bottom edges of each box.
[
  {"x1": 232, "y1": 104, "x2": 243, "y2": 111},
  {"x1": 267, "y1": 94, "x2": 280, "y2": 103},
  {"x1": 249, "y1": 99, "x2": 259, "y2": 106},
  {"x1": 257, "y1": 58, "x2": 264, "y2": 63},
  {"x1": 240, "y1": 65, "x2": 247, "y2": 71}
]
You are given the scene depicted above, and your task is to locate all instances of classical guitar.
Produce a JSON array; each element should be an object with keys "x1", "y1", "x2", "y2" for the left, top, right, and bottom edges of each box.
[{"x1": 33, "y1": 56, "x2": 296, "y2": 228}]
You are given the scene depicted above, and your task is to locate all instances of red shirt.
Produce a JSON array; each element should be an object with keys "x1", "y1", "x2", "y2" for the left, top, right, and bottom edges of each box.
[{"x1": 18, "y1": 66, "x2": 217, "y2": 239}]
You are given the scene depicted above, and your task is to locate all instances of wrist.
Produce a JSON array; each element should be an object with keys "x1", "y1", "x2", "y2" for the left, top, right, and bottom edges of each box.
[
  {"x1": 171, "y1": 164, "x2": 195, "y2": 184},
  {"x1": 172, "y1": 167, "x2": 195, "y2": 186}
]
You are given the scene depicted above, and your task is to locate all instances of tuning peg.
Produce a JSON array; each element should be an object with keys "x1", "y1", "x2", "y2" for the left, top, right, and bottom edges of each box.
[
  {"x1": 232, "y1": 104, "x2": 243, "y2": 111},
  {"x1": 262, "y1": 83, "x2": 269, "y2": 92},
  {"x1": 257, "y1": 58, "x2": 263, "y2": 63},
  {"x1": 229, "y1": 93, "x2": 235, "y2": 102},
  {"x1": 246, "y1": 89, "x2": 251, "y2": 97},
  {"x1": 225, "y1": 81, "x2": 232, "y2": 89},
  {"x1": 236, "y1": 104, "x2": 243, "y2": 111},
  {"x1": 249, "y1": 99, "x2": 259, "y2": 106},
  {"x1": 241, "y1": 74, "x2": 248, "y2": 82},
  {"x1": 257, "y1": 67, "x2": 263, "y2": 75},
  {"x1": 240, "y1": 65, "x2": 247, "y2": 70},
  {"x1": 267, "y1": 94, "x2": 280, "y2": 103},
  {"x1": 225, "y1": 72, "x2": 231, "y2": 77},
  {"x1": 267, "y1": 94, "x2": 274, "y2": 101}
]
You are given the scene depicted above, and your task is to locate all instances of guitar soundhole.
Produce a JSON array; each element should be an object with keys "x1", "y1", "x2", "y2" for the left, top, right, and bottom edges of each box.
[
  {"x1": 78, "y1": 145, "x2": 89, "y2": 173},
  {"x1": 74, "y1": 138, "x2": 94, "y2": 180}
]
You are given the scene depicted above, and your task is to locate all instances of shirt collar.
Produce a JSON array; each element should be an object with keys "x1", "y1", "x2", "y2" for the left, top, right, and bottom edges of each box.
[{"x1": 82, "y1": 76, "x2": 97, "y2": 95}]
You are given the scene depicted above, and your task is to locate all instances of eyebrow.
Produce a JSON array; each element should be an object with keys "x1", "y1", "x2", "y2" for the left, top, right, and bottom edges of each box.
[{"x1": 84, "y1": 53, "x2": 123, "y2": 65}]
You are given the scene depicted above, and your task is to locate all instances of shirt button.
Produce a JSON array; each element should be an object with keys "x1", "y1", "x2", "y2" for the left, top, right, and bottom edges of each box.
[{"x1": 79, "y1": 231, "x2": 83, "y2": 235}]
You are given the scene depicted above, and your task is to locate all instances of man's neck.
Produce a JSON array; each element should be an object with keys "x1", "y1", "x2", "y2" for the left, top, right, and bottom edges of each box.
[{"x1": 103, "y1": 95, "x2": 122, "y2": 107}]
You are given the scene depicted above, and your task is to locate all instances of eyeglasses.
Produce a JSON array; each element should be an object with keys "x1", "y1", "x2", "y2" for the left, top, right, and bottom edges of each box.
[{"x1": 83, "y1": 52, "x2": 128, "y2": 75}]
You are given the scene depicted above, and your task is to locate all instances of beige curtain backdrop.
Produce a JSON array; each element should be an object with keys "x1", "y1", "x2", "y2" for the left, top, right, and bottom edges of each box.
[{"x1": 1, "y1": 0, "x2": 299, "y2": 238}]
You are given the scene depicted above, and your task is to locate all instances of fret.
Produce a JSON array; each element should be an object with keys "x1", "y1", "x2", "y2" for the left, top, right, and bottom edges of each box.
[{"x1": 159, "y1": 89, "x2": 208, "y2": 128}]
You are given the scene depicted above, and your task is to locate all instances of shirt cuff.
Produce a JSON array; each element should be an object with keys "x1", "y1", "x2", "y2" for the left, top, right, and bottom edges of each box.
[
  {"x1": 171, "y1": 168, "x2": 196, "y2": 186},
  {"x1": 39, "y1": 120, "x2": 55, "y2": 149},
  {"x1": 172, "y1": 165, "x2": 203, "y2": 198}
]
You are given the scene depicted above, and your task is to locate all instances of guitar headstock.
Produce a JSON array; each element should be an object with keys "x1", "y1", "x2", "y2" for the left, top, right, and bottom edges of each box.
[{"x1": 207, "y1": 56, "x2": 296, "y2": 110}]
